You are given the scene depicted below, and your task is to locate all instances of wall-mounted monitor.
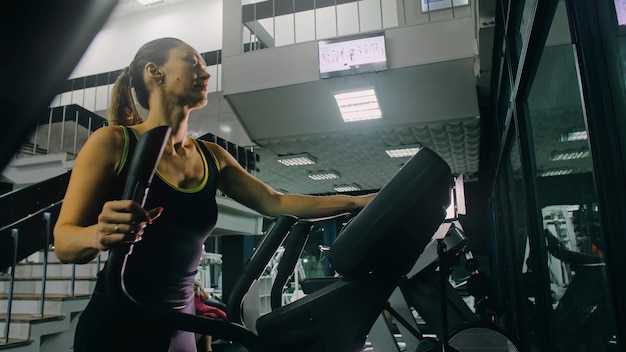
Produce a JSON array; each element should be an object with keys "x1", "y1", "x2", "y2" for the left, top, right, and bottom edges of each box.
[{"x1": 318, "y1": 31, "x2": 387, "y2": 79}]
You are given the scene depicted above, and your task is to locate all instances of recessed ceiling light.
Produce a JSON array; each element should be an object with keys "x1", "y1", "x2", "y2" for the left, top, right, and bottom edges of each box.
[
  {"x1": 308, "y1": 170, "x2": 340, "y2": 181},
  {"x1": 137, "y1": 0, "x2": 164, "y2": 5},
  {"x1": 551, "y1": 150, "x2": 590, "y2": 161},
  {"x1": 540, "y1": 169, "x2": 574, "y2": 177},
  {"x1": 560, "y1": 130, "x2": 588, "y2": 142},
  {"x1": 334, "y1": 184, "x2": 361, "y2": 192},
  {"x1": 334, "y1": 89, "x2": 382, "y2": 122},
  {"x1": 385, "y1": 145, "x2": 422, "y2": 158},
  {"x1": 277, "y1": 153, "x2": 317, "y2": 166}
]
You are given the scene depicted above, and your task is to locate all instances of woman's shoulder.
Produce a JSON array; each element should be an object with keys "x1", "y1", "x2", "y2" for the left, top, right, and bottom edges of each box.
[
  {"x1": 197, "y1": 140, "x2": 233, "y2": 164},
  {"x1": 86, "y1": 125, "x2": 126, "y2": 147},
  {"x1": 78, "y1": 126, "x2": 127, "y2": 162}
]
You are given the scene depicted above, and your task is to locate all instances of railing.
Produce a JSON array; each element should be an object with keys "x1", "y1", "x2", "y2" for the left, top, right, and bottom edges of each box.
[
  {"x1": 12, "y1": 104, "x2": 106, "y2": 161},
  {"x1": 240, "y1": 0, "x2": 474, "y2": 52},
  {"x1": 1, "y1": 202, "x2": 60, "y2": 345}
]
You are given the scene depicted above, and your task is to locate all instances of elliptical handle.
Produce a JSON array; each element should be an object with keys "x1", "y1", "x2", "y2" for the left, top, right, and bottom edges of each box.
[
  {"x1": 106, "y1": 126, "x2": 171, "y2": 301},
  {"x1": 121, "y1": 126, "x2": 171, "y2": 205}
]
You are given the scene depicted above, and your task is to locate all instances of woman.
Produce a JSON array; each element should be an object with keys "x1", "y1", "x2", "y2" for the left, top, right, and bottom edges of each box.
[
  {"x1": 53, "y1": 37, "x2": 374, "y2": 352},
  {"x1": 193, "y1": 281, "x2": 224, "y2": 352}
]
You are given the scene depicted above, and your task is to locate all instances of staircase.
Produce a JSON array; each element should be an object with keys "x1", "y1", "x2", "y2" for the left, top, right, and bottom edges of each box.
[{"x1": 0, "y1": 249, "x2": 105, "y2": 352}]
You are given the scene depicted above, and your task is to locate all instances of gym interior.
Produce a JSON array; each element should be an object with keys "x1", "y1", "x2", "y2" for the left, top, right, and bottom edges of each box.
[{"x1": 1, "y1": 0, "x2": 625, "y2": 351}]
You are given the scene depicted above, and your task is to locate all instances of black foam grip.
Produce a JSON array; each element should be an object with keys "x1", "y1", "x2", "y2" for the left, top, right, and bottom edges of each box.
[{"x1": 121, "y1": 126, "x2": 171, "y2": 205}]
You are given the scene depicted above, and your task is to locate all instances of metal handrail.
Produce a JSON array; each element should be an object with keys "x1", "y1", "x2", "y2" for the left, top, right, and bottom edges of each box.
[
  {"x1": 33, "y1": 212, "x2": 52, "y2": 319},
  {"x1": 1, "y1": 201, "x2": 62, "y2": 343},
  {"x1": 2, "y1": 229, "x2": 19, "y2": 345},
  {"x1": 0, "y1": 200, "x2": 63, "y2": 233}
]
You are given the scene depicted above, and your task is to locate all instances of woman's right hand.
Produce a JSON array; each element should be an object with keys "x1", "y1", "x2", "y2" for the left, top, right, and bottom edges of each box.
[{"x1": 94, "y1": 200, "x2": 163, "y2": 250}]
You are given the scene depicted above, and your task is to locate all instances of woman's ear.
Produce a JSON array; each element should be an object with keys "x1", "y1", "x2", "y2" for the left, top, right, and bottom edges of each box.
[{"x1": 145, "y1": 62, "x2": 164, "y2": 86}]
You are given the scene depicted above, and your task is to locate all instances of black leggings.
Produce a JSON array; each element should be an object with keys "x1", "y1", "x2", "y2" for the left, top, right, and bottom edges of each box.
[{"x1": 74, "y1": 292, "x2": 196, "y2": 352}]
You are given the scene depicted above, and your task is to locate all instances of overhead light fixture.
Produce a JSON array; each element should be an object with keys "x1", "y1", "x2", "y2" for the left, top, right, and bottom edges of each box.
[
  {"x1": 540, "y1": 169, "x2": 573, "y2": 177},
  {"x1": 308, "y1": 170, "x2": 340, "y2": 181},
  {"x1": 277, "y1": 153, "x2": 317, "y2": 166},
  {"x1": 334, "y1": 89, "x2": 382, "y2": 122},
  {"x1": 137, "y1": 0, "x2": 164, "y2": 5},
  {"x1": 560, "y1": 130, "x2": 588, "y2": 142},
  {"x1": 334, "y1": 184, "x2": 361, "y2": 192},
  {"x1": 551, "y1": 149, "x2": 590, "y2": 161},
  {"x1": 385, "y1": 144, "x2": 422, "y2": 158}
]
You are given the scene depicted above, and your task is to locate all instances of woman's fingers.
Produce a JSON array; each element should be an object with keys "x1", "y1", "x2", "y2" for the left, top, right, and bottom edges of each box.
[
  {"x1": 95, "y1": 201, "x2": 163, "y2": 250},
  {"x1": 146, "y1": 207, "x2": 164, "y2": 223}
]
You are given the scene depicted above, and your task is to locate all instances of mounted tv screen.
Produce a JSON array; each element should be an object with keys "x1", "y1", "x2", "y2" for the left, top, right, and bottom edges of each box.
[{"x1": 318, "y1": 31, "x2": 387, "y2": 79}]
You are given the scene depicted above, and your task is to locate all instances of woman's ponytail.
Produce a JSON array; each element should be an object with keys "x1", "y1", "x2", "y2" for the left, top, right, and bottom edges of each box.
[{"x1": 108, "y1": 67, "x2": 143, "y2": 126}]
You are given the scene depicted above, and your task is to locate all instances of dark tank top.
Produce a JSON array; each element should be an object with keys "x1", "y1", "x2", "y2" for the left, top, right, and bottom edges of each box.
[{"x1": 95, "y1": 126, "x2": 220, "y2": 308}]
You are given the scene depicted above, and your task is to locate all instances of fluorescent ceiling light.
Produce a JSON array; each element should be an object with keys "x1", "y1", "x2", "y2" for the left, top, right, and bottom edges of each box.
[
  {"x1": 308, "y1": 171, "x2": 340, "y2": 181},
  {"x1": 137, "y1": 0, "x2": 163, "y2": 5},
  {"x1": 551, "y1": 150, "x2": 590, "y2": 161},
  {"x1": 560, "y1": 130, "x2": 588, "y2": 142},
  {"x1": 334, "y1": 89, "x2": 382, "y2": 122},
  {"x1": 540, "y1": 169, "x2": 573, "y2": 177},
  {"x1": 277, "y1": 153, "x2": 316, "y2": 166},
  {"x1": 334, "y1": 184, "x2": 361, "y2": 192},
  {"x1": 385, "y1": 145, "x2": 422, "y2": 158}
]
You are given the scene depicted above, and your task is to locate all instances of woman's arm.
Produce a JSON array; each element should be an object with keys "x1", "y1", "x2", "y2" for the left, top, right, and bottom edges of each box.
[
  {"x1": 206, "y1": 142, "x2": 375, "y2": 219},
  {"x1": 53, "y1": 127, "x2": 157, "y2": 264}
]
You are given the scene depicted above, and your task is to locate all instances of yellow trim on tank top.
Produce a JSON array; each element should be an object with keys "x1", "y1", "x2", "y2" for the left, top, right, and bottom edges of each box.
[
  {"x1": 116, "y1": 126, "x2": 131, "y2": 176},
  {"x1": 155, "y1": 138, "x2": 208, "y2": 193},
  {"x1": 205, "y1": 141, "x2": 221, "y2": 172}
]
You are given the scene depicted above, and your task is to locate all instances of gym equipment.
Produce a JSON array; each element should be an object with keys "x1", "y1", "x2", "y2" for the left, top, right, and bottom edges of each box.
[
  {"x1": 270, "y1": 219, "x2": 314, "y2": 310},
  {"x1": 265, "y1": 179, "x2": 522, "y2": 352},
  {"x1": 106, "y1": 139, "x2": 453, "y2": 351},
  {"x1": 105, "y1": 126, "x2": 171, "y2": 305},
  {"x1": 269, "y1": 213, "x2": 352, "y2": 311},
  {"x1": 376, "y1": 222, "x2": 523, "y2": 352}
]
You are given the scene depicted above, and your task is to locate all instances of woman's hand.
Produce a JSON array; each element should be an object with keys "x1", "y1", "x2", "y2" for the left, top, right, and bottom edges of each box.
[{"x1": 94, "y1": 200, "x2": 163, "y2": 250}]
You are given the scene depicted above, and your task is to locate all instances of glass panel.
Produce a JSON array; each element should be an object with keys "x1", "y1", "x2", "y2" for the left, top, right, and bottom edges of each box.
[
  {"x1": 258, "y1": 17, "x2": 276, "y2": 47},
  {"x1": 242, "y1": 24, "x2": 255, "y2": 52},
  {"x1": 496, "y1": 55, "x2": 512, "y2": 136},
  {"x1": 505, "y1": 128, "x2": 532, "y2": 347},
  {"x1": 316, "y1": 6, "x2": 337, "y2": 40},
  {"x1": 275, "y1": 12, "x2": 295, "y2": 46},
  {"x1": 381, "y1": 0, "x2": 399, "y2": 28},
  {"x1": 526, "y1": 3, "x2": 617, "y2": 351},
  {"x1": 337, "y1": 2, "x2": 360, "y2": 36},
  {"x1": 358, "y1": 0, "x2": 383, "y2": 32},
  {"x1": 295, "y1": 9, "x2": 315, "y2": 43},
  {"x1": 519, "y1": 1, "x2": 534, "y2": 51}
]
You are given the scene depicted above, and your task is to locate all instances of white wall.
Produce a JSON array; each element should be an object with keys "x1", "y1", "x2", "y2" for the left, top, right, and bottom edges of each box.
[
  {"x1": 223, "y1": 16, "x2": 476, "y2": 95},
  {"x1": 69, "y1": 0, "x2": 223, "y2": 78}
]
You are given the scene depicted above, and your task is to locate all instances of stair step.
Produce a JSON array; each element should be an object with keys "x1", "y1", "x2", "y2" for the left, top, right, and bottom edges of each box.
[
  {"x1": 0, "y1": 276, "x2": 97, "y2": 296},
  {"x1": 0, "y1": 314, "x2": 65, "y2": 340},
  {"x1": 0, "y1": 338, "x2": 32, "y2": 350},
  {"x1": 14, "y1": 262, "x2": 103, "y2": 279},
  {"x1": 23, "y1": 250, "x2": 109, "y2": 265},
  {"x1": 0, "y1": 313, "x2": 65, "y2": 323},
  {"x1": 0, "y1": 293, "x2": 91, "y2": 316}
]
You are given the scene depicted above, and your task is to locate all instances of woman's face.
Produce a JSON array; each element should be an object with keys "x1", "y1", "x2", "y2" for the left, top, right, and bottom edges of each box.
[{"x1": 159, "y1": 43, "x2": 210, "y2": 110}]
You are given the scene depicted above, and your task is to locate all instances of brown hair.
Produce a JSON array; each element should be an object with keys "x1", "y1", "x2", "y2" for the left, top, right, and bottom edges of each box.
[{"x1": 108, "y1": 37, "x2": 186, "y2": 126}]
